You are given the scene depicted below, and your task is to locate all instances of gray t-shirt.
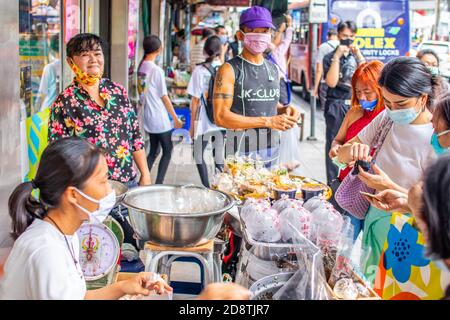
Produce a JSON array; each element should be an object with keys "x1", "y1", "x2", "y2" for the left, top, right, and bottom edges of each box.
[{"x1": 317, "y1": 40, "x2": 340, "y2": 65}]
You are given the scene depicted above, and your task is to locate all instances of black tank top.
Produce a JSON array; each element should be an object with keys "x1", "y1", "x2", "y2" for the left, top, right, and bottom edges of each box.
[{"x1": 227, "y1": 56, "x2": 281, "y2": 154}]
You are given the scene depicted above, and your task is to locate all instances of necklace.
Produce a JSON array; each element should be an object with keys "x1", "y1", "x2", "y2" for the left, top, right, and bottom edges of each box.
[{"x1": 46, "y1": 216, "x2": 83, "y2": 279}]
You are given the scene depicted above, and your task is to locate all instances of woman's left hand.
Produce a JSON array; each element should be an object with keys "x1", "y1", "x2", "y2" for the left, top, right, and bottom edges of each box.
[
  {"x1": 358, "y1": 163, "x2": 394, "y2": 192},
  {"x1": 139, "y1": 174, "x2": 152, "y2": 186}
]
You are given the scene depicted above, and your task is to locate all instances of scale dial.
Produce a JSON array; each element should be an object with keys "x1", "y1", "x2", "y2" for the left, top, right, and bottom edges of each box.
[{"x1": 77, "y1": 223, "x2": 120, "y2": 281}]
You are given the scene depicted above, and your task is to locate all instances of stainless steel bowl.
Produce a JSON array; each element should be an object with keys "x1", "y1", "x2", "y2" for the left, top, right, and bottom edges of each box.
[
  {"x1": 122, "y1": 185, "x2": 235, "y2": 247},
  {"x1": 109, "y1": 180, "x2": 129, "y2": 204},
  {"x1": 249, "y1": 272, "x2": 294, "y2": 300}
]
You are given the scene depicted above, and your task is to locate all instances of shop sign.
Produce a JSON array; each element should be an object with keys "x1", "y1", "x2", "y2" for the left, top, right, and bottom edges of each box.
[{"x1": 309, "y1": 0, "x2": 328, "y2": 24}]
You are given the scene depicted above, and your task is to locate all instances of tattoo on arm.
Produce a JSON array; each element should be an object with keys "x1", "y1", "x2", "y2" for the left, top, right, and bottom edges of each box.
[
  {"x1": 214, "y1": 93, "x2": 233, "y2": 100},
  {"x1": 215, "y1": 72, "x2": 224, "y2": 89}
]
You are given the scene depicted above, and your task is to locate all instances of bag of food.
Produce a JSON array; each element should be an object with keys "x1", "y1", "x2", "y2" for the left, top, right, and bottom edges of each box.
[
  {"x1": 242, "y1": 206, "x2": 281, "y2": 243},
  {"x1": 279, "y1": 206, "x2": 312, "y2": 243}
]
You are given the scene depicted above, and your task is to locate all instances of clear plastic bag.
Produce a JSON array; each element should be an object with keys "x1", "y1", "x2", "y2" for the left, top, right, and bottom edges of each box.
[
  {"x1": 279, "y1": 206, "x2": 312, "y2": 243},
  {"x1": 270, "y1": 223, "x2": 330, "y2": 300},
  {"x1": 242, "y1": 206, "x2": 281, "y2": 243},
  {"x1": 279, "y1": 125, "x2": 302, "y2": 173},
  {"x1": 272, "y1": 195, "x2": 303, "y2": 214}
]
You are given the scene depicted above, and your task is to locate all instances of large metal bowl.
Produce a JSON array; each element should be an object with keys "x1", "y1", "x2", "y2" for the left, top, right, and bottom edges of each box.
[
  {"x1": 109, "y1": 180, "x2": 129, "y2": 204},
  {"x1": 249, "y1": 272, "x2": 294, "y2": 300},
  {"x1": 122, "y1": 185, "x2": 235, "y2": 247}
]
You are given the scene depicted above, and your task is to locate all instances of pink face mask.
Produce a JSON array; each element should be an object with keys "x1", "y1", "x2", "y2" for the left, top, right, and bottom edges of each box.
[{"x1": 241, "y1": 31, "x2": 271, "y2": 55}]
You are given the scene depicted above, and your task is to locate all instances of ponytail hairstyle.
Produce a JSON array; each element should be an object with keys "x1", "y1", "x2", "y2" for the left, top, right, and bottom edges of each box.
[
  {"x1": 378, "y1": 56, "x2": 440, "y2": 111},
  {"x1": 138, "y1": 35, "x2": 162, "y2": 71},
  {"x1": 203, "y1": 35, "x2": 222, "y2": 64},
  {"x1": 8, "y1": 137, "x2": 102, "y2": 240}
]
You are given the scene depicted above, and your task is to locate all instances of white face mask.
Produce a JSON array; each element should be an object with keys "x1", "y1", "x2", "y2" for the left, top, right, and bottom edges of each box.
[{"x1": 74, "y1": 188, "x2": 116, "y2": 224}]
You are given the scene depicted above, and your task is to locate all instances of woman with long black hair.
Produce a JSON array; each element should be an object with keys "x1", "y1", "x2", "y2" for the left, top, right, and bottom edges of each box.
[{"x1": 336, "y1": 57, "x2": 438, "y2": 284}]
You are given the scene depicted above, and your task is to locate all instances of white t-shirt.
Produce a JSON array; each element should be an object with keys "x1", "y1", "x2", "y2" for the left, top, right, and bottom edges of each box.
[
  {"x1": 0, "y1": 219, "x2": 86, "y2": 300},
  {"x1": 138, "y1": 60, "x2": 172, "y2": 134},
  {"x1": 187, "y1": 61, "x2": 224, "y2": 139},
  {"x1": 358, "y1": 110, "x2": 436, "y2": 189}
]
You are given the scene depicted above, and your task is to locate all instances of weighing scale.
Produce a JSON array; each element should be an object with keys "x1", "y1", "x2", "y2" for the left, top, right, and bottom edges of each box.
[{"x1": 77, "y1": 216, "x2": 124, "y2": 290}]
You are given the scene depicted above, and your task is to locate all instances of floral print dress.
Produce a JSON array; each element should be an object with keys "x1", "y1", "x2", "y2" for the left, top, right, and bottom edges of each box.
[{"x1": 49, "y1": 79, "x2": 144, "y2": 183}]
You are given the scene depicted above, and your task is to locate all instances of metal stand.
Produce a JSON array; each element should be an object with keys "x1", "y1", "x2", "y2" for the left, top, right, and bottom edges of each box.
[
  {"x1": 142, "y1": 240, "x2": 224, "y2": 293},
  {"x1": 308, "y1": 23, "x2": 319, "y2": 142}
]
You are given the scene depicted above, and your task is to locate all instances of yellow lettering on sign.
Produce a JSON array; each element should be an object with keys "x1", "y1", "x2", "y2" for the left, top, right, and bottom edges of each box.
[
  {"x1": 355, "y1": 38, "x2": 366, "y2": 48},
  {"x1": 385, "y1": 38, "x2": 396, "y2": 49},
  {"x1": 374, "y1": 38, "x2": 384, "y2": 49},
  {"x1": 365, "y1": 38, "x2": 373, "y2": 49},
  {"x1": 356, "y1": 28, "x2": 385, "y2": 37}
]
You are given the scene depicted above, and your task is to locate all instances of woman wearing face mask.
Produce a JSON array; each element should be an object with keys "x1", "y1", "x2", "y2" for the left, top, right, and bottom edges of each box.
[
  {"x1": 137, "y1": 35, "x2": 183, "y2": 185},
  {"x1": 328, "y1": 60, "x2": 385, "y2": 240},
  {"x1": 336, "y1": 57, "x2": 438, "y2": 284},
  {"x1": 361, "y1": 94, "x2": 450, "y2": 213},
  {"x1": 187, "y1": 36, "x2": 226, "y2": 188},
  {"x1": 0, "y1": 138, "x2": 172, "y2": 300},
  {"x1": 417, "y1": 49, "x2": 449, "y2": 98}
]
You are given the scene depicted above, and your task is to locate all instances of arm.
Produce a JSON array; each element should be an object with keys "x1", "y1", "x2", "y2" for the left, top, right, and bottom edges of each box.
[
  {"x1": 278, "y1": 26, "x2": 294, "y2": 55},
  {"x1": 85, "y1": 272, "x2": 172, "y2": 300},
  {"x1": 314, "y1": 63, "x2": 323, "y2": 97},
  {"x1": 329, "y1": 110, "x2": 353, "y2": 159},
  {"x1": 336, "y1": 136, "x2": 364, "y2": 164},
  {"x1": 189, "y1": 96, "x2": 201, "y2": 139},
  {"x1": 133, "y1": 149, "x2": 151, "y2": 186},
  {"x1": 213, "y1": 64, "x2": 297, "y2": 131},
  {"x1": 325, "y1": 56, "x2": 341, "y2": 88},
  {"x1": 161, "y1": 95, "x2": 183, "y2": 129},
  {"x1": 48, "y1": 99, "x2": 73, "y2": 142}
]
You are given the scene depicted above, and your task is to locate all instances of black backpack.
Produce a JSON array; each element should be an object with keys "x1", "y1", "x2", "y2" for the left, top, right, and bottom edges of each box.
[{"x1": 200, "y1": 62, "x2": 219, "y2": 124}]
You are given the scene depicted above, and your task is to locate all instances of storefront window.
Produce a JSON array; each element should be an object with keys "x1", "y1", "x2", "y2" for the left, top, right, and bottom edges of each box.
[{"x1": 19, "y1": 0, "x2": 62, "y2": 116}]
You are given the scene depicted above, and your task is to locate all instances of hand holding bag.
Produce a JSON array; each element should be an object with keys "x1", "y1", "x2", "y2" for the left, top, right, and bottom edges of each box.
[{"x1": 334, "y1": 116, "x2": 393, "y2": 220}]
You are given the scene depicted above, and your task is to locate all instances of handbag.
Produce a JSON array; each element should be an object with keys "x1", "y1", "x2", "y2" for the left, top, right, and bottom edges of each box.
[{"x1": 334, "y1": 116, "x2": 393, "y2": 220}]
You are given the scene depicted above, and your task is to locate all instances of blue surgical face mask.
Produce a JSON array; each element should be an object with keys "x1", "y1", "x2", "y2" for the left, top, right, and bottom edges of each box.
[
  {"x1": 427, "y1": 66, "x2": 440, "y2": 77},
  {"x1": 155, "y1": 55, "x2": 162, "y2": 65},
  {"x1": 219, "y1": 35, "x2": 228, "y2": 45},
  {"x1": 360, "y1": 99, "x2": 378, "y2": 111},
  {"x1": 386, "y1": 99, "x2": 423, "y2": 125},
  {"x1": 430, "y1": 129, "x2": 450, "y2": 156}
]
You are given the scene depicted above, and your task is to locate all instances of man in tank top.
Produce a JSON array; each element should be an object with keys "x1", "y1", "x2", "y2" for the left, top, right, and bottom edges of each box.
[{"x1": 213, "y1": 6, "x2": 300, "y2": 167}]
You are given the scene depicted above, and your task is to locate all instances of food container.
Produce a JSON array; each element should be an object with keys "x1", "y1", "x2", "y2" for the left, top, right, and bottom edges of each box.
[
  {"x1": 123, "y1": 185, "x2": 235, "y2": 247},
  {"x1": 273, "y1": 185, "x2": 297, "y2": 200},
  {"x1": 301, "y1": 184, "x2": 328, "y2": 202}
]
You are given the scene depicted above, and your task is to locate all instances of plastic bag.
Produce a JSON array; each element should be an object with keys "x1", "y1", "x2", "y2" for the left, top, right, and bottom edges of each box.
[
  {"x1": 271, "y1": 222, "x2": 330, "y2": 300},
  {"x1": 303, "y1": 196, "x2": 329, "y2": 213},
  {"x1": 242, "y1": 205, "x2": 281, "y2": 243},
  {"x1": 272, "y1": 195, "x2": 303, "y2": 213},
  {"x1": 240, "y1": 198, "x2": 271, "y2": 220},
  {"x1": 328, "y1": 216, "x2": 355, "y2": 286},
  {"x1": 279, "y1": 125, "x2": 302, "y2": 173},
  {"x1": 279, "y1": 206, "x2": 312, "y2": 243}
]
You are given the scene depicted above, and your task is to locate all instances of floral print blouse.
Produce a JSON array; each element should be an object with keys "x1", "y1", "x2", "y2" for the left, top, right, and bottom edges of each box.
[{"x1": 49, "y1": 78, "x2": 144, "y2": 183}]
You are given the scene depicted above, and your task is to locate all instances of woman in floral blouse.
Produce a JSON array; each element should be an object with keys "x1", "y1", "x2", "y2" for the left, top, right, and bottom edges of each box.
[{"x1": 49, "y1": 33, "x2": 151, "y2": 187}]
